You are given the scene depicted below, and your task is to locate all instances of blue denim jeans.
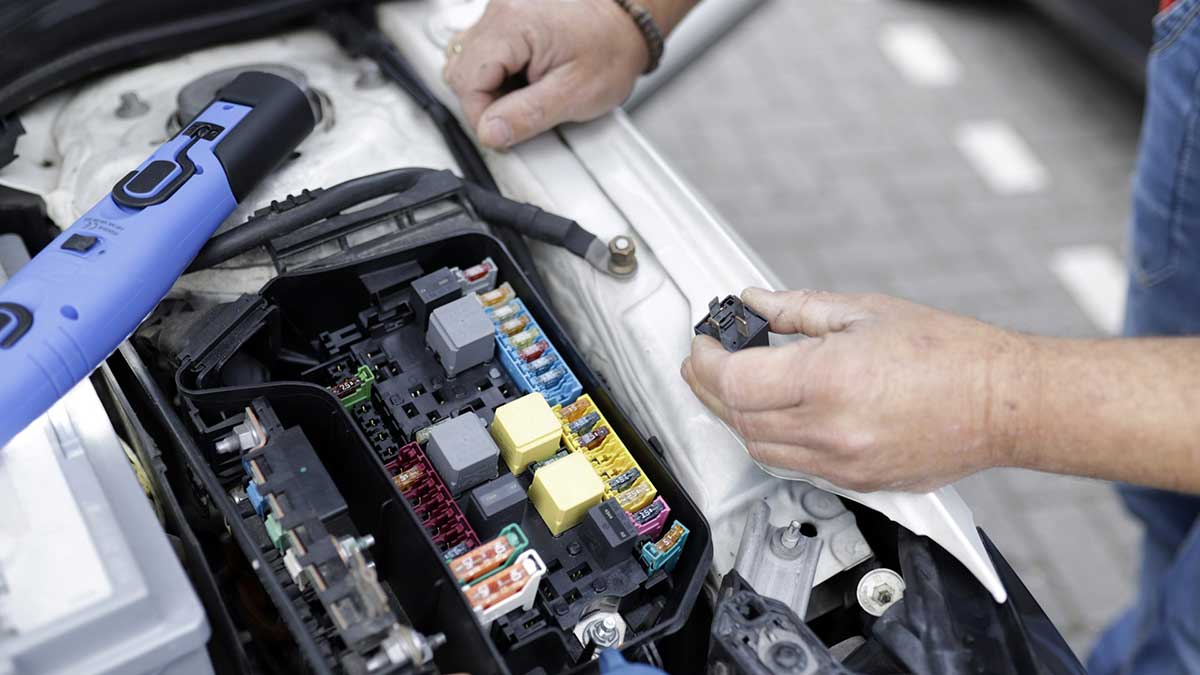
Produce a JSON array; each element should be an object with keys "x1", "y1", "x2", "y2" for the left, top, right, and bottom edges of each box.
[{"x1": 1087, "y1": 3, "x2": 1200, "y2": 673}]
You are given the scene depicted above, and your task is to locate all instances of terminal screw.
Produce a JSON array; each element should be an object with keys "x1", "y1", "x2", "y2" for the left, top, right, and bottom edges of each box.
[
  {"x1": 780, "y1": 520, "x2": 803, "y2": 549},
  {"x1": 607, "y1": 235, "x2": 638, "y2": 276},
  {"x1": 585, "y1": 616, "x2": 621, "y2": 648}
]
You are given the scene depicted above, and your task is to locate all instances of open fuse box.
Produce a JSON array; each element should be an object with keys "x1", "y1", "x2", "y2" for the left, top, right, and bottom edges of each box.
[{"x1": 133, "y1": 193, "x2": 710, "y2": 674}]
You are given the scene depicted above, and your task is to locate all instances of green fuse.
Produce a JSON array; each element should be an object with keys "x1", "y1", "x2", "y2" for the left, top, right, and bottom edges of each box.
[
  {"x1": 331, "y1": 364, "x2": 376, "y2": 409},
  {"x1": 264, "y1": 513, "x2": 288, "y2": 552}
]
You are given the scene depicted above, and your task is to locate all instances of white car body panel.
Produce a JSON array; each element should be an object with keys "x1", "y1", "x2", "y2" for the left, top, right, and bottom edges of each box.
[{"x1": 0, "y1": 0, "x2": 1005, "y2": 603}]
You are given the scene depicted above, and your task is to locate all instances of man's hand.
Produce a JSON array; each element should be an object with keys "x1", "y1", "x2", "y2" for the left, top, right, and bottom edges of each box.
[
  {"x1": 443, "y1": 0, "x2": 648, "y2": 149},
  {"x1": 681, "y1": 288, "x2": 1037, "y2": 492}
]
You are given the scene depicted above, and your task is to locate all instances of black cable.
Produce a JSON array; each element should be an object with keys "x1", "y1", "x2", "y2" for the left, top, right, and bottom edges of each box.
[
  {"x1": 191, "y1": 168, "x2": 603, "y2": 271},
  {"x1": 189, "y1": 168, "x2": 431, "y2": 271},
  {"x1": 319, "y1": 7, "x2": 562, "y2": 293}
]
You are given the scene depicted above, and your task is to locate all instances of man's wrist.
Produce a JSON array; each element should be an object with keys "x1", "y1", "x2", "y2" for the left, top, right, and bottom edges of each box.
[{"x1": 986, "y1": 332, "x2": 1046, "y2": 470}]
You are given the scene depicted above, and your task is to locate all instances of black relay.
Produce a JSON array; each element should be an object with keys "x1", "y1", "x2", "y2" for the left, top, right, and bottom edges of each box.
[{"x1": 694, "y1": 295, "x2": 770, "y2": 352}]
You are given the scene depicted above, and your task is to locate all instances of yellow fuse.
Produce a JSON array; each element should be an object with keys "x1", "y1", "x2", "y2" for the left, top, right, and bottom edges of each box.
[
  {"x1": 498, "y1": 316, "x2": 529, "y2": 335},
  {"x1": 479, "y1": 283, "x2": 515, "y2": 307},
  {"x1": 491, "y1": 393, "x2": 564, "y2": 474},
  {"x1": 656, "y1": 522, "x2": 687, "y2": 552},
  {"x1": 528, "y1": 453, "x2": 604, "y2": 536}
]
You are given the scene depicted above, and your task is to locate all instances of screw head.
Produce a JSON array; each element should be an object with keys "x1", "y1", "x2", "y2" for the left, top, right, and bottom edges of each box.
[
  {"x1": 607, "y1": 236, "x2": 637, "y2": 276},
  {"x1": 856, "y1": 568, "x2": 906, "y2": 617}
]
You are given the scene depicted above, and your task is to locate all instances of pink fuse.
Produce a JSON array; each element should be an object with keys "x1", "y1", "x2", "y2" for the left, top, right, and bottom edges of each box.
[{"x1": 629, "y1": 497, "x2": 671, "y2": 538}]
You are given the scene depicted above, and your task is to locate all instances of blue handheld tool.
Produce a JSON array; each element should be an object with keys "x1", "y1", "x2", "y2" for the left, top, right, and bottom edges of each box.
[{"x1": 0, "y1": 71, "x2": 315, "y2": 447}]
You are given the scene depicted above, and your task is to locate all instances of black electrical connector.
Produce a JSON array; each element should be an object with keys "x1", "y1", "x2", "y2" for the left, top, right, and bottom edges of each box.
[{"x1": 694, "y1": 296, "x2": 769, "y2": 352}]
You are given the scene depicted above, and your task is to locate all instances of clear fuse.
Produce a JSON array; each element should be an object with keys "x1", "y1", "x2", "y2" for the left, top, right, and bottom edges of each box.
[
  {"x1": 508, "y1": 329, "x2": 540, "y2": 349},
  {"x1": 528, "y1": 354, "x2": 558, "y2": 373},
  {"x1": 490, "y1": 303, "x2": 519, "y2": 322},
  {"x1": 498, "y1": 316, "x2": 530, "y2": 336},
  {"x1": 534, "y1": 368, "x2": 565, "y2": 388}
]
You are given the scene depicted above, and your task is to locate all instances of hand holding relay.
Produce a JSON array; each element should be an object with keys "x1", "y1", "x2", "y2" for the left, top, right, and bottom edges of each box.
[{"x1": 0, "y1": 71, "x2": 315, "y2": 447}]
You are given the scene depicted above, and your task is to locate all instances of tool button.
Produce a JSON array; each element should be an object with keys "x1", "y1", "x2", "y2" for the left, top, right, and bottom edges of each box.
[
  {"x1": 61, "y1": 234, "x2": 99, "y2": 253},
  {"x1": 124, "y1": 160, "x2": 177, "y2": 195},
  {"x1": 0, "y1": 302, "x2": 33, "y2": 349}
]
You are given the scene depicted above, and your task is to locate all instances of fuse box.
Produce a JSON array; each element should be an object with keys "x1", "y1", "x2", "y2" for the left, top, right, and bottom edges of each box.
[{"x1": 148, "y1": 225, "x2": 711, "y2": 675}]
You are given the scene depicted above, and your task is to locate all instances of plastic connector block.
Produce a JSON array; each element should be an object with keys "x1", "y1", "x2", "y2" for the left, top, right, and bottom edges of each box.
[
  {"x1": 449, "y1": 523, "x2": 529, "y2": 585},
  {"x1": 246, "y1": 480, "x2": 267, "y2": 517},
  {"x1": 490, "y1": 392, "x2": 564, "y2": 474},
  {"x1": 330, "y1": 363, "x2": 375, "y2": 408},
  {"x1": 463, "y1": 549, "x2": 547, "y2": 627},
  {"x1": 427, "y1": 295, "x2": 496, "y2": 377},
  {"x1": 528, "y1": 452, "x2": 605, "y2": 536},
  {"x1": 694, "y1": 295, "x2": 769, "y2": 352},
  {"x1": 641, "y1": 520, "x2": 689, "y2": 575},
  {"x1": 385, "y1": 442, "x2": 480, "y2": 553},
  {"x1": 556, "y1": 394, "x2": 658, "y2": 513},
  {"x1": 424, "y1": 411, "x2": 500, "y2": 496},
  {"x1": 485, "y1": 289, "x2": 582, "y2": 407},
  {"x1": 629, "y1": 496, "x2": 671, "y2": 538}
]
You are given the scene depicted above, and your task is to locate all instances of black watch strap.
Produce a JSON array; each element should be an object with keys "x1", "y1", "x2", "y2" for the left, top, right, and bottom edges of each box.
[{"x1": 612, "y1": 0, "x2": 666, "y2": 74}]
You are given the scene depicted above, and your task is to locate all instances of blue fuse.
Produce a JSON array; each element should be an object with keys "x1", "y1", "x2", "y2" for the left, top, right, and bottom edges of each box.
[
  {"x1": 534, "y1": 368, "x2": 565, "y2": 389},
  {"x1": 528, "y1": 354, "x2": 558, "y2": 373},
  {"x1": 640, "y1": 520, "x2": 688, "y2": 574},
  {"x1": 246, "y1": 480, "x2": 268, "y2": 517}
]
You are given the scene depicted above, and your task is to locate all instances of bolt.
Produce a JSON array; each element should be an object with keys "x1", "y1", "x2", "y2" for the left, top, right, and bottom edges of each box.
[
  {"x1": 607, "y1": 235, "x2": 637, "y2": 276},
  {"x1": 780, "y1": 520, "x2": 803, "y2": 549},
  {"x1": 585, "y1": 615, "x2": 621, "y2": 647},
  {"x1": 856, "y1": 568, "x2": 905, "y2": 617}
]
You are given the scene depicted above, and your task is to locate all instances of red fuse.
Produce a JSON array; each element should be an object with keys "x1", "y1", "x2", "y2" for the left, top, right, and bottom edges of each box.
[
  {"x1": 518, "y1": 341, "x2": 548, "y2": 362},
  {"x1": 464, "y1": 262, "x2": 492, "y2": 282}
]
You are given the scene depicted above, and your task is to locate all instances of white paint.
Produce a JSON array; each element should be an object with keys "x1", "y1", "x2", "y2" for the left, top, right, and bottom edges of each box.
[
  {"x1": 1051, "y1": 245, "x2": 1127, "y2": 335},
  {"x1": 878, "y1": 23, "x2": 962, "y2": 87},
  {"x1": 955, "y1": 120, "x2": 1050, "y2": 195}
]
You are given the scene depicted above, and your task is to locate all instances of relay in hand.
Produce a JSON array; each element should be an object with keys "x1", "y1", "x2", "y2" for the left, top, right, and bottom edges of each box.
[{"x1": 694, "y1": 295, "x2": 769, "y2": 352}]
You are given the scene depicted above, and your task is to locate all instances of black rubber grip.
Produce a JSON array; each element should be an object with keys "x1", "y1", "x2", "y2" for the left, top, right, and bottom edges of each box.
[{"x1": 212, "y1": 71, "x2": 316, "y2": 201}]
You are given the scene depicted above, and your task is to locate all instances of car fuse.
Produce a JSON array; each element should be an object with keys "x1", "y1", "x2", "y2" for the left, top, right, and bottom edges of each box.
[
  {"x1": 568, "y1": 412, "x2": 601, "y2": 437},
  {"x1": 558, "y1": 399, "x2": 591, "y2": 423},
  {"x1": 534, "y1": 369, "x2": 565, "y2": 388},
  {"x1": 641, "y1": 520, "x2": 689, "y2": 574},
  {"x1": 442, "y1": 542, "x2": 471, "y2": 561},
  {"x1": 518, "y1": 341, "x2": 549, "y2": 362},
  {"x1": 479, "y1": 283, "x2": 514, "y2": 307},
  {"x1": 616, "y1": 481, "x2": 654, "y2": 511},
  {"x1": 448, "y1": 524, "x2": 528, "y2": 584},
  {"x1": 392, "y1": 465, "x2": 424, "y2": 492},
  {"x1": 462, "y1": 261, "x2": 492, "y2": 283},
  {"x1": 464, "y1": 550, "x2": 540, "y2": 610},
  {"x1": 508, "y1": 329, "x2": 540, "y2": 349},
  {"x1": 490, "y1": 303, "x2": 519, "y2": 322},
  {"x1": 630, "y1": 497, "x2": 671, "y2": 537},
  {"x1": 579, "y1": 426, "x2": 610, "y2": 450},
  {"x1": 608, "y1": 468, "x2": 641, "y2": 493},
  {"x1": 527, "y1": 354, "x2": 558, "y2": 373},
  {"x1": 498, "y1": 316, "x2": 530, "y2": 335}
]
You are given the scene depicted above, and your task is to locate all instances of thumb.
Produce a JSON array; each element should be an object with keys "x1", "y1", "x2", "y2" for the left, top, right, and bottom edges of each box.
[
  {"x1": 476, "y1": 69, "x2": 575, "y2": 148},
  {"x1": 741, "y1": 288, "x2": 873, "y2": 337}
]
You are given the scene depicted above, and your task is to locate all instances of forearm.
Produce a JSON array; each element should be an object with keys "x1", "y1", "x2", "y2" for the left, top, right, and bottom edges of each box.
[
  {"x1": 1002, "y1": 337, "x2": 1200, "y2": 492},
  {"x1": 644, "y1": 0, "x2": 700, "y2": 34}
]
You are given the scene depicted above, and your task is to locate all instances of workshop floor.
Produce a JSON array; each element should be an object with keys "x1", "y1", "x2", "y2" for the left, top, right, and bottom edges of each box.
[{"x1": 633, "y1": 0, "x2": 1144, "y2": 661}]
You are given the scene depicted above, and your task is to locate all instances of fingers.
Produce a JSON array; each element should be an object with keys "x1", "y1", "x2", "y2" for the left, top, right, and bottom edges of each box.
[
  {"x1": 444, "y1": 21, "x2": 533, "y2": 136},
  {"x1": 475, "y1": 69, "x2": 577, "y2": 148},
  {"x1": 684, "y1": 334, "x2": 816, "y2": 412},
  {"x1": 741, "y1": 288, "x2": 873, "y2": 337}
]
